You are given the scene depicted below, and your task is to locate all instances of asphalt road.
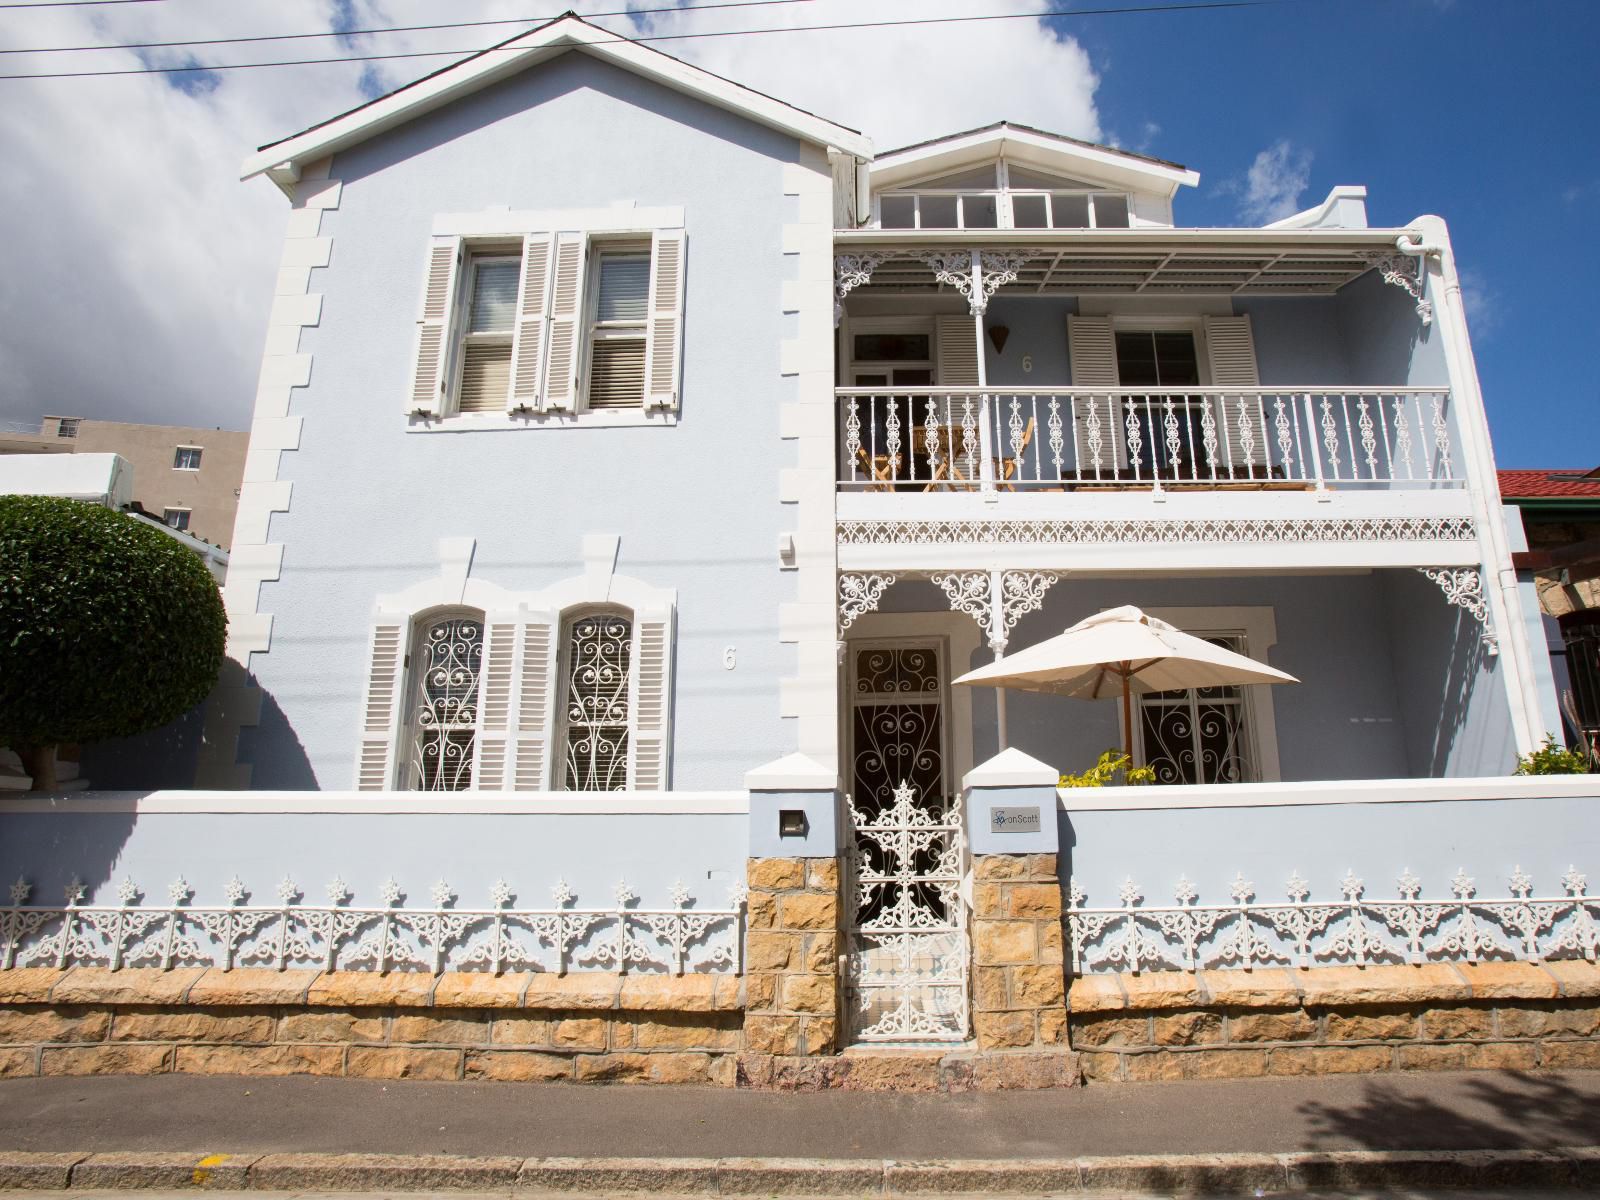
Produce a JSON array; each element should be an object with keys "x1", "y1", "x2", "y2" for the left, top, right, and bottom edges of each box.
[{"x1": 1, "y1": 1070, "x2": 1597, "y2": 1161}]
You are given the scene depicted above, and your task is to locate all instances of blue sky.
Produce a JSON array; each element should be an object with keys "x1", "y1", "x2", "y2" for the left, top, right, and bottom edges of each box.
[{"x1": 1072, "y1": 0, "x2": 1599, "y2": 467}]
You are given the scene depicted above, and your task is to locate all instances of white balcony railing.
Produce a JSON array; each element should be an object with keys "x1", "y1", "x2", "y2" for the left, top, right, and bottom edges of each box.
[{"x1": 837, "y1": 387, "x2": 1460, "y2": 493}]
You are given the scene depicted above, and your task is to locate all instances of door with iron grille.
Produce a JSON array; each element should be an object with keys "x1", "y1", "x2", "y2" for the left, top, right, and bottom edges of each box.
[{"x1": 845, "y1": 641, "x2": 969, "y2": 1042}]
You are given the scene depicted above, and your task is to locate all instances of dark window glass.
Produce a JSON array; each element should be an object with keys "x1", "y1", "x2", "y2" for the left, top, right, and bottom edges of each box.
[{"x1": 854, "y1": 334, "x2": 931, "y2": 362}]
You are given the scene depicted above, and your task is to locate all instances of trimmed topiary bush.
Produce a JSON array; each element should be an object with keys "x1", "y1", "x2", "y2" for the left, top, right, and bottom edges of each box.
[{"x1": 0, "y1": 496, "x2": 226, "y2": 789}]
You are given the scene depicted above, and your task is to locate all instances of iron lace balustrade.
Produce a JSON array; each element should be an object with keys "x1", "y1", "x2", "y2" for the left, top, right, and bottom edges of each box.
[{"x1": 836, "y1": 387, "x2": 1459, "y2": 494}]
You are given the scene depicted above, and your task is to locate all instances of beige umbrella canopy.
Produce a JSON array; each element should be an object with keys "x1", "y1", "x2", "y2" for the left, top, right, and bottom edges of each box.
[{"x1": 953, "y1": 605, "x2": 1298, "y2": 759}]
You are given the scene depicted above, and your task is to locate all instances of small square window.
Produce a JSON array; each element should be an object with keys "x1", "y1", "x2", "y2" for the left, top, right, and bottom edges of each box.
[
  {"x1": 162, "y1": 508, "x2": 191, "y2": 531},
  {"x1": 56, "y1": 418, "x2": 80, "y2": 439},
  {"x1": 173, "y1": 446, "x2": 202, "y2": 470}
]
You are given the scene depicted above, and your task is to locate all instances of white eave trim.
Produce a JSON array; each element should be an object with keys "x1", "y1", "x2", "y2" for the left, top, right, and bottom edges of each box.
[
  {"x1": 242, "y1": 18, "x2": 871, "y2": 182},
  {"x1": 871, "y1": 125, "x2": 1199, "y2": 195},
  {"x1": 834, "y1": 225, "x2": 1424, "y2": 250}
]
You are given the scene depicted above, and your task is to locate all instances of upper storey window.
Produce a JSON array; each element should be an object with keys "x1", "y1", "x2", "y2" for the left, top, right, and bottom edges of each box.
[{"x1": 876, "y1": 162, "x2": 1132, "y2": 231}]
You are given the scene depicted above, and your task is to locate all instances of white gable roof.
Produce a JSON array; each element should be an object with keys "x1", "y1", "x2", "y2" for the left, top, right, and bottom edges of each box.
[
  {"x1": 242, "y1": 13, "x2": 871, "y2": 189},
  {"x1": 871, "y1": 121, "x2": 1198, "y2": 196}
]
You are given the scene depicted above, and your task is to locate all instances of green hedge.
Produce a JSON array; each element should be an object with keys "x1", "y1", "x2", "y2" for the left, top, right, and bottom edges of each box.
[{"x1": 0, "y1": 496, "x2": 226, "y2": 749}]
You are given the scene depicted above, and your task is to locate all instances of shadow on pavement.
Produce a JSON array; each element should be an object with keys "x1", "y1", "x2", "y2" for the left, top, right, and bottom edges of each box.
[{"x1": 1298, "y1": 1071, "x2": 1595, "y2": 1150}]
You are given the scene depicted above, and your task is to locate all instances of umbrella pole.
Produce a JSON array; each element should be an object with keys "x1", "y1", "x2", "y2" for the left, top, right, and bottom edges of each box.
[
  {"x1": 1121, "y1": 669, "x2": 1134, "y2": 763},
  {"x1": 996, "y1": 689, "x2": 1008, "y2": 751}
]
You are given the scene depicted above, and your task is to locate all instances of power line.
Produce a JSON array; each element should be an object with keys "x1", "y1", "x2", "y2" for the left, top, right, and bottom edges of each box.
[
  {"x1": 0, "y1": 1, "x2": 1274, "y2": 80},
  {"x1": 0, "y1": 0, "x2": 822, "y2": 56},
  {"x1": 0, "y1": 0, "x2": 164, "y2": 7}
]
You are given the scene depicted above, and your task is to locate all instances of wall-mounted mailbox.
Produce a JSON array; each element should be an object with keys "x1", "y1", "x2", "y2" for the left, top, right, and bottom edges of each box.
[
  {"x1": 779, "y1": 809, "x2": 810, "y2": 839},
  {"x1": 746, "y1": 753, "x2": 839, "y2": 860}
]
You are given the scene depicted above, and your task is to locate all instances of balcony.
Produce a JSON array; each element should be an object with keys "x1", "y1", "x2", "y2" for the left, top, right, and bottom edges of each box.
[{"x1": 838, "y1": 387, "x2": 1460, "y2": 494}]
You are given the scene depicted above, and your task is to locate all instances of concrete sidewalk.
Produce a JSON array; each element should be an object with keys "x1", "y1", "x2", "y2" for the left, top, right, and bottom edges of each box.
[{"x1": 1, "y1": 1070, "x2": 1598, "y2": 1193}]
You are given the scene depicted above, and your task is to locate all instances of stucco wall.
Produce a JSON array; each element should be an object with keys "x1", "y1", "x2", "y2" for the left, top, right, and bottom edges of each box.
[{"x1": 243, "y1": 52, "x2": 802, "y2": 790}]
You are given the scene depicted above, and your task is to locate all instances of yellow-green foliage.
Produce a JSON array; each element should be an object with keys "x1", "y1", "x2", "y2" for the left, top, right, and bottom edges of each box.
[{"x1": 1059, "y1": 749, "x2": 1157, "y2": 788}]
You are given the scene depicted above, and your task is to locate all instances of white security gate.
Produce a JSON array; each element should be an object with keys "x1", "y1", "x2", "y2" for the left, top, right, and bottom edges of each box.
[{"x1": 845, "y1": 642, "x2": 970, "y2": 1042}]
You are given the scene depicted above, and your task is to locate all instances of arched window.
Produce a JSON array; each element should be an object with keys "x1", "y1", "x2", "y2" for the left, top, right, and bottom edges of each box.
[
  {"x1": 403, "y1": 610, "x2": 485, "y2": 791},
  {"x1": 559, "y1": 609, "x2": 633, "y2": 791}
]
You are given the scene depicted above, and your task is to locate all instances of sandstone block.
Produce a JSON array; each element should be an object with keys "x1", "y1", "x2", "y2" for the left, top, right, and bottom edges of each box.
[
  {"x1": 975, "y1": 1010, "x2": 1034, "y2": 1050},
  {"x1": 799, "y1": 1017, "x2": 836, "y2": 1056},
  {"x1": 0, "y1": 1047, "x2": 36, "y2": 1077},
  {"x1": 973, "y1": 855, "x2": 1029, "y2": 882},
  {"x1": 778, "y1": 893, "x2": 836, "y2": 931},
  {"x1": 628, "y1": 1014, "x2": 739, "y2": 1051},
  {"x1": 1008, "y1": 884, "x2": 1063, "y2": 920},
  {"x1": 1010, "y1": 963, "x2": 1067, "y2": 1009},
  {"x1": 974, "y1": 920, "x2": 1035, "y2": 966},
  {"x1": 573, "y1": 1052, "x2": 650, "y2": 1083},
  {"x1": 489, "y1": 1016, "x2": 551, "y2": 1045},
  {"x1": 743, "y1": 972, "x2": 779, "y2": 1012},
  {"x1": 40, "y1": 1044, "x2": 171, "y2": 1076},
  {"x1": 522, "y1": 973, "x2": 620, "y2": 1011},
  {"x1": 743, "y1": 1015, "x2": 800, "y2": 1056},
  {"x1": 430, "y1": 973, "x2": 527, "y2": 1009},
  {"x1": 1325, "y1": 1007, "x2": 1419, "y2": 1042},
  {"x1": 806, "y1": 860, "x2": 839, "y2": 890},
  {"x1": 174, "y1": 1043, "x2": 344, "y2": 1077},
  {"x1": 1456, "y1": 960, "x2": 1560, "y2": 1000},
  {"x1": 1153, "y1": 1011, "x2": 1224, "y2": 1047},
  {"x1": 1267, "y1": 1045, "x2": 1393, "y2": 1076},
  {"x1": 1397, "y1": 1041, "x2": 1539, "y2": 1072},
  {"x1": 969, "y1": 1051, "x2": 1079, "y2": 1091},
  {"x1": 708, "y1": 1054, "x2": 737, "y2": 1087},
  {"x1": 619, "y1": 973, "x2": 737, "y2": 1013},
  {"x1": 748, "y1": 858, "x2": 806, "y2": 890},
  {"x1": 1038, "y1": 1008, "x2": 1069, "y2": 1047},
  {"x1": 1496, "y1": 1003, "x2": 1600, "y2": 1039},
  {"x1": 780, "y1": 973, "x2": 835, "y2": 1015},
  {"x1": 974, "y1": 966, "x2": 1008, "y2": 1012},
  {"x1": 463, "y1": 1050, "x2": 573, "y2": 1082},
  {"x1": 1199, "y1": 967, "x2": 1302, "y2": 1008},
  {"x1": 1539, "y1": 959, "x2": 1600, "y2": 998},
  {"x1": 836, "y1": 1052, "x2": 943, "y2": 1092},
  {"x1": 390, "y1": 1014, "x2": 490, "y2": 1045},
  {"x1": 745, "y1": 891, "x2": 778, "y2": 931},
  {"x1": 802, "y1": 932, "x2": 838, "y2": 975},
  {"x1": 1125, "y1": 1048, "x2": 1268, "y2": 1082},
  {"x1": 647, "y1": 1052, "x2": 714, "y2": 1085},
  {"x1": 187, "y1": 968, "x2": 319, "y2": 1007},
  {"x1": 1037, "y1": 919, "x2": 1065, "y2": 965},
  {"x1": 345, "y1": 1046, "x2": 461, "y2": 1080},
  {"x1": 0, "y1": 968, "x2": 68, "y2": 1005},
  {"x1": 111, "y1": 1010, "x2": 273, "y2": 1045},
  {"x1": 279, "y1": 1011, "x2": 387, "y2": 1043},
  {"x1": 548, "y1": 1017, "x2": 607, "y2": 1051},
  {"x1": 1421, "y1": 1005, "x2": 1495, "y2": 1041},
  {"x1": 51, "y1": 966, "x2": 207, "y2": 1007},
  {"x1": 745, "y1": 932, "x2": 800, "y2": 973},
  {"x1": 1227, "y1": 1009, "x2": 1318, "y2": 1043},
  {"x1": 1120, "y1": 971, "x2": 1205, "y2": 1010},
  {"x1": 972, "y1": 882, "x2": 1003, "y2": 917},
  {"x1": 306, "y1": 972, "x2": 435, "y2": 1009},
  {"x1": 1295, "y1": 963, "x2": 1469, "y2": 1007},
  {"x1": 1540, "y1": 1039, "x2": 1600, "y2": 1069},
  {"x1": 1066, "y1": 974, "x2": 1125, "y2": 1013},
  {"x1": 1077, "y1": 1051, "x2": 1121, "y2": 1082},
  {"x1": 0, "y1": 1006, "x2": 110, "y2": 1045},
  {"x1": 1069, "y1": 1014, "x2": 1149, "y2": 1048}
]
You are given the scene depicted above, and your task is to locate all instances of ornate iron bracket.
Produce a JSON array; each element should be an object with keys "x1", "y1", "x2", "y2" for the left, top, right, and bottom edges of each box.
[
  {"x1": 1360, "y1": 251, "x2": 1433, "y2": 326},
  {"x1": 1000, "y1": 571, "x2": 1059, "y2": 641},
  {"x1": 1418, "y1": 566, "x2": 1498, "y2": 654},
  {"x1": 834, "y1": 253, "x2": 894, "y2": 327},
  {"x1": 838, "y1": 573, "x2": 896, "y2": 631},
  {"x1": 931, "y1": 571, "x2": 995, "y2": 648},
  {"x1": 931, "y1": 569, "x2": 1059, "y2": 653}
]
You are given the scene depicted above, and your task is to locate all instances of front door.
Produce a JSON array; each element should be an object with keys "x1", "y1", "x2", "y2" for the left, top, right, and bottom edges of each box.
[{"x1": 844, "y1": 640, "x2": 970, "y2": 1042}]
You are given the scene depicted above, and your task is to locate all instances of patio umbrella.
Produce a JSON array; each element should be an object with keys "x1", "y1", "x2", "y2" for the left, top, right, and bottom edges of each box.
[{"x1": 952, "y1": 605, "x2": 1298, "y2": 759}]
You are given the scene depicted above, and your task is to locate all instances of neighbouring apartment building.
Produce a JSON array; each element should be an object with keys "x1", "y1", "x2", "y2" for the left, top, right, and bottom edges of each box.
[
  {"x1": 0, "y1": 415, "x2": 247, "y2": 547},
  {"x1": 0, "y1": 16, "x2": 1594, "y2": 1088}
]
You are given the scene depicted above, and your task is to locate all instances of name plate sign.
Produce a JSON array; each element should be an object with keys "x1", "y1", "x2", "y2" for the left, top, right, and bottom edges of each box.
[{"x1": 989, "y1": 805, "x2": 1042, "y2": 834}]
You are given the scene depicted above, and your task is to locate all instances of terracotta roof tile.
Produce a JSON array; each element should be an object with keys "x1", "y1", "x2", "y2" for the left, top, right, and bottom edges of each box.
[{"x1": 1498, "y1": 469, "x2": 1600, "y2": 498}]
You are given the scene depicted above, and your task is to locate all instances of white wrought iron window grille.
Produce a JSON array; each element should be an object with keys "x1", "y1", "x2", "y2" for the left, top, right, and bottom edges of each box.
[
  {"x1": 560, "y1": 609, "x2": 633, "y2": 791},
  {"x1": 584, "y1": 244, "x2": 650, "y2": 410},
  {"x1": 1135, "y1": 634, "x2": 1256, "y2": 785},
  {"x1": 404, "y1": 611, "x2": 484, "y2": 792},
  {"x1": 453, "y1": 252, "x2": 521, "y2": 414}
]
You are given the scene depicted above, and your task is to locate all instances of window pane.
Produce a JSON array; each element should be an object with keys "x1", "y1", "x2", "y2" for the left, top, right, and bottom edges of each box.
[
  {"x1": 912, "y1": 164, "x2": 999, "y2": 190},
  {"x1": 588, "y1": 338, "x2": 646, "y2": 408},
  {"x1": 467, "y1": 260, "x2": 518, "y2": 334},
  {"x1": 57, "y1": 419, "x2": 79, "y2": 439},
  {"x1": 880, "y1": 195, "x2": 916, "y2": 228},
  {"x1": 458, "y1": 341, "x2": 512, "y2": 412},
  {"x1": 1006, "y1": 165, "x2": 1097, "y2": 190},
  {"x1": 919, "y1": 195, "x2": 958, "y2": 228},
  {"x1": 408, "y1": 615, "x2": 483, "y2": 793},
  {"x1": 173, "y1": 447, "x2": 201, "y2": 469},
  {"x1": 162, "y1": 509, "x2": 189, "y2": 531},
  {"x1": 596, "y1": 253, "x2": 650, "y2": 323},
  {"x1": 1050, "y1": 194, "x2": 1090, "y2": 228},
  {"x1": 853, "y1": 333, "x2": 931, "y2": 362},
  {"x1": 962, "y1": 194, "x2": 998, "y2": 228},
  {"x1": 1114, "y1": 331, "x2": 1160, "y2": 386},
  {"x1": 1092, "y1": 193, "x2": 1131, "y2": 228},
  {"x1": 1011, "y1": 194, "x2": 1048, "y2": 228},
  {"x1": 563, "y1": 613, "x2": 632, "y2": 792}
]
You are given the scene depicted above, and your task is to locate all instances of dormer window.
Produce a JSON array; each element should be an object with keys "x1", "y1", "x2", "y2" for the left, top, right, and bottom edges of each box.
[{"x1": 875, "y1": 160, "x2": 1133, "y2": 231}]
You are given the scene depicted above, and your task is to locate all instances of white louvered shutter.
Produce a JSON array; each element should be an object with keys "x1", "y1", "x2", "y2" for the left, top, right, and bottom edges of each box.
[
  {"x1": 472, "y1": 615, "x2": 519, "y2": 790},
  {"x1": 1203, "y1": 315, "x2": 1265, "y2": 469},
  {"x1": 409, "y1": 237, "x2": 461, "y2": 416},
  {"x1": 356, "y1": 617, "x2": 409, "y2": 790},
  {"x1": 508, "y1": 233, "x2": 553, "y2": 412},
  {"x1": 643, "y1": 229, "x2": 686, "y2": 411},
  {"x1": 627, "y1": 607, "x2": 674, "y2": 790},
  {"x1": 1067, "y1": 315, "x2": 1128, "y2": 472},
  {"x1": 936, "y1": 315, "x2": 980, "y2": 386},
  {"x1": 541, "y1": 233, "x2": 587, "y2": 411},
  {"x1": 512, "y1": 614, "x2": 557, "y2": 790}
]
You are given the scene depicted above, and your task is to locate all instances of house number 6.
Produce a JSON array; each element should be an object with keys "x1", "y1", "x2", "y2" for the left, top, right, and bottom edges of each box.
[{"x1": 723, "y1": 646, "x2": 737, "y2": 670}]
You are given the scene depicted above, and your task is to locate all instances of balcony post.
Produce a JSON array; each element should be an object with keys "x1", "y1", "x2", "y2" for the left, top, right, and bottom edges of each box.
[
  {"x1": 972, "y1": 251, "x2": 997, "y2": 498},
  {"x1": 1305, "y1": 393, "x2": 1329, "y2": 500}
]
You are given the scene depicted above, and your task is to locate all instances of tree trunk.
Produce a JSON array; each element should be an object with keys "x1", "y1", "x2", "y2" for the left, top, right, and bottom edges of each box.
[{"x1": 17, "y1": 745, "x2": 58, "y2": 792}]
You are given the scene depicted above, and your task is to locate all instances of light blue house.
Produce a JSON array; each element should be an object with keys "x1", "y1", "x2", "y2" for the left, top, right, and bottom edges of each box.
[{"x1": 4, "y1": 16, "x2": 1594, "y2": 1064}]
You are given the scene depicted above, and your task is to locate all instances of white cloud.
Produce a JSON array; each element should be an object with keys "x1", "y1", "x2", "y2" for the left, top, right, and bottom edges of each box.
[
  {"x1": 0, "y1": 1, "x2": 1102, "y2": 433},
  {"x1": 1458, "y1": 267, "x2": 1498, "y2": 337},
  {"x1": 1224, "y1": 139, "x2": 1313, "y2": 224}
]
